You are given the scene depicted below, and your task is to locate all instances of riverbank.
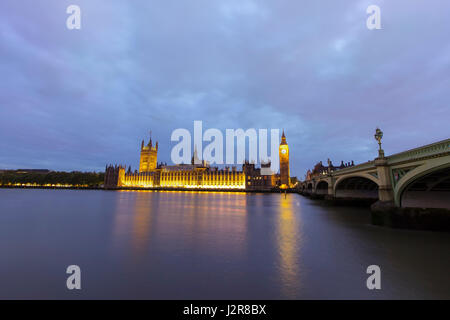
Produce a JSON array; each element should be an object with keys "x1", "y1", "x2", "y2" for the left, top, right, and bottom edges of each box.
[
  {"x1": 0, "y1": 185, "x2": 296, "y2": 194},
  {"x1": 0, "y1": 185, "x2": 102, "y2": 190},
  {"x1": 108, "y1": 186, "x2": 302, "y2": 193}
]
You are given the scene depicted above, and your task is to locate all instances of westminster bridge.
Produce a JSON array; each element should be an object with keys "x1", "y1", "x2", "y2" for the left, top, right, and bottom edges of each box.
[{"x1": 298, "y1": 138, "x2": 450, "y2": 211}]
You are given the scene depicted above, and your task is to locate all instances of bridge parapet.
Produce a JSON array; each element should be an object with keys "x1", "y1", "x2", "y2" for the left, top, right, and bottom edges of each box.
[
  {"x1": 331, "y1": 160, "x2": 375, "y2": 176},
  {"x1": 387, "y1": 139, "x2": 450, "y2": 165}
]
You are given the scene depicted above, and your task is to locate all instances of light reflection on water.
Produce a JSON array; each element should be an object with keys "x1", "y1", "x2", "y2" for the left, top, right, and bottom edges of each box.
[
  {"x1": 112, "y1": 191, "x2": 249, "y2": 267},
  {"x1": 277, "y1": 195, "x2": 301, "y2": 298},
  {"x1": 0, "y1": 189, "x2": 450, "y2": 299}
]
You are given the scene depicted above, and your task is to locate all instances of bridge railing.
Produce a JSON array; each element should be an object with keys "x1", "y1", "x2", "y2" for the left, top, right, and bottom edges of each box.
[
  {"x1": 331, "y1": 160, "x2": 375, "y2": 176},
  {"x1": 387, "y1": 138, "x2": 450, "y2": 164}
]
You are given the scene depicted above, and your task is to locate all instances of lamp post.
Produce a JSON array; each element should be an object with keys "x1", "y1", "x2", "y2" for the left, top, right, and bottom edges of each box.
[{"x1": 374, "y1": 128, "x2": 384, "y2": 158}]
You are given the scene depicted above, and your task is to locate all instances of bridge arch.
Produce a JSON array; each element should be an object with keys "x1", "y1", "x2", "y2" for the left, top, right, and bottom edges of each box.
[
  {"x1": 394, "y1": 156, "x2": 450, "y2": 208},
  {"x1": 315, "y1": 180, "x2": 329, "y2": 195},
  {"x1": 306, "y1": 182, "x2": 313, "y2": 194},
  {"x1": 334, "y1": 174, "x2": 379, "y2": 199}
]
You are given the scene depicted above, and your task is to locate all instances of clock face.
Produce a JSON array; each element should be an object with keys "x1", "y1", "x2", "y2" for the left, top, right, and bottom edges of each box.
[{"x1": 281, "y1": 149, "x2": 287, "y2": 154}]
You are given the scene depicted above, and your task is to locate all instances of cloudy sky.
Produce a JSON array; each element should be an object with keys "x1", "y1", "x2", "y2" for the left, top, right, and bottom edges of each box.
[{"x1": 0, "y1": 0, "x2": 449, "y2": 178}]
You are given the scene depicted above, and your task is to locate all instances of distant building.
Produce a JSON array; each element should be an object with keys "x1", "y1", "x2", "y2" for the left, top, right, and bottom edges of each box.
[
  {"x1": 14, "y1": 169, "x2": 50, "y2": 174},
  {"x1": 305, "y1": 159, "x2": 355, "y2": 180}
]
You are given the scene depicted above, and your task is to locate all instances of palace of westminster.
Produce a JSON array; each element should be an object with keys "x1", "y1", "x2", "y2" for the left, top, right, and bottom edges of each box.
[{"x1": 104, "y1": 131, "x2": 291, "y2": 191}]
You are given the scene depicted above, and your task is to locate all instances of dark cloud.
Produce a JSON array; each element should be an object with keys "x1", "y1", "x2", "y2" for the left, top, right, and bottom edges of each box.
[{"x1": 0, "y1": 0, "x2": 449, "y2": 177}]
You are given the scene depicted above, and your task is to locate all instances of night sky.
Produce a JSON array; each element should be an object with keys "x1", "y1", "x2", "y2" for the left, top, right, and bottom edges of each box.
[{"x1": 1, "y1": 0, "x2": 449, "y2": 178}]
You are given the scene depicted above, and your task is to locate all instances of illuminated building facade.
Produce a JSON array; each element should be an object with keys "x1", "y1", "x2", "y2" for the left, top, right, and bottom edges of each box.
[
  {"x1": 139, "y1": 137, "x2": 158, "y2": 172},
  {"x1": 244, "y1": 160, "x2": 277, "y2": 191},
  {"x1": 279, "y1": 130, "x2": 290, "y2": 188},
  {"x1": 116, "y1": 164, "x2": 246, "y2": 190},
  {"x1": 104, "y1": 134, "x2": 291, "y2": 191}
]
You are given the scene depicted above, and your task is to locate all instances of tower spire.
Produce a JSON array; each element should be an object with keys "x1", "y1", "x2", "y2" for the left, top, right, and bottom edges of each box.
[
  {"x1": 148, "y1": 130, "x2": 152, "y2": 147},
  {"x1": 192, "y1": 144, "x2": 200, "y2": 164},
  {"x1": 281, "y1": 129, "x2": 287, "y2": 144}
]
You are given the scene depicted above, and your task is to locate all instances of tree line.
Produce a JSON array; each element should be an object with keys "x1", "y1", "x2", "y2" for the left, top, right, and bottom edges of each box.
[{"x1": 0, "y1": 171, "x2": 105, "y2": 187}]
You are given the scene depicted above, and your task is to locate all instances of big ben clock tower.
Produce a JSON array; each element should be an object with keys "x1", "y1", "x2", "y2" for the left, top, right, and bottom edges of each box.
[{"x1": 279, "y1": 130, "x2": 290, "y2": 188}]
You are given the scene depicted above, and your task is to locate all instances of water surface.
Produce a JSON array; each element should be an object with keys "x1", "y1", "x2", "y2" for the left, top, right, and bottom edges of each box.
[{"x1": 1, "y1": 189, "x2": 449, "y2": 299}]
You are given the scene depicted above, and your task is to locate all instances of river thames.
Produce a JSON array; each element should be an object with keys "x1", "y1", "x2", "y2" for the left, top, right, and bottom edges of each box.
[{"x1": 1, "y1": 188, "x2": 449, "y2": 299}]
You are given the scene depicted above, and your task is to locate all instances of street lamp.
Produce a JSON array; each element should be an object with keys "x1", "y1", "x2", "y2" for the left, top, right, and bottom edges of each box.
[{"x1": 374, "y1": 128, "x2": 384, "y2": 157}]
